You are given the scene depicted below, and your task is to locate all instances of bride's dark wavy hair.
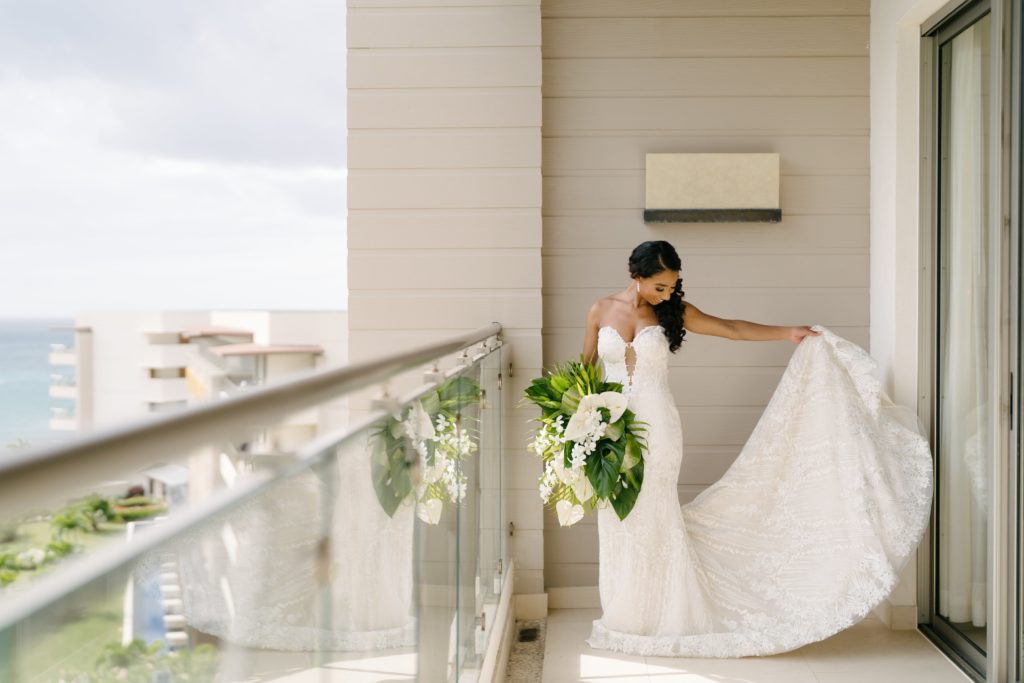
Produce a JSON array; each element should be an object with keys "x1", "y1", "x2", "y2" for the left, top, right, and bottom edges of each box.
[{"x1": 628, "y1": 240, "x2": 685, "y2": 353}]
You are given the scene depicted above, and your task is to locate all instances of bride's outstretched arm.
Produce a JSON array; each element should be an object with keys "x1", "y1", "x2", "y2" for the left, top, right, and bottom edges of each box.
[{"x1": 682, "y1": 299, "x2": 819, "y2": 343}]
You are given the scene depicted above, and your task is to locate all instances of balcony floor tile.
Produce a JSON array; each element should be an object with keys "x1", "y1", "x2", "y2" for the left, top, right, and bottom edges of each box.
[{"x1": 541, "y1": 608, "x2": 972, "y2": 683}]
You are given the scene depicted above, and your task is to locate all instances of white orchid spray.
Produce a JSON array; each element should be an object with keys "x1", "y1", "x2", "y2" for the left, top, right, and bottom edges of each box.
[
  {"x1": 524, "y1": 359, "x2": 646, "y2": 527},
  {"x1": 371, "y1": 375, "x2": 481, "y2": 525}
]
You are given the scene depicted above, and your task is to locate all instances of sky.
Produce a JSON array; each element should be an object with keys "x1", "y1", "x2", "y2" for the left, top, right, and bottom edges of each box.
[{"x1": 0, "y1": 1, "x2": 347, "y2": 319}]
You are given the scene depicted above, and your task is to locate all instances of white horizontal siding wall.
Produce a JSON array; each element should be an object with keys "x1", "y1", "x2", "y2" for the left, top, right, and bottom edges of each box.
[
  {"x1": 347, "y1": 0, "x2": 546, "y2": 595},
  {"x1": 541, "y1": 0, "x2": 870, "y2": 589}
]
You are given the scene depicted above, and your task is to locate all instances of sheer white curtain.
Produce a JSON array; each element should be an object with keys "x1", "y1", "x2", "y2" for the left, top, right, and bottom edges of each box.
[{"x1": 938, "y1": 20, "x2": 989, "y2": 629}]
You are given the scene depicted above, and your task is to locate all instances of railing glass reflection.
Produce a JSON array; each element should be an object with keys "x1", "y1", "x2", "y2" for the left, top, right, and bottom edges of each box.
[{"x1": 0, "y1": 330, "x2": 505, "y2": 682}]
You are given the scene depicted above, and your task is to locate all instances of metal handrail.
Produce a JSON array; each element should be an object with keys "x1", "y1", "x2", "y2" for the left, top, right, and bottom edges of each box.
[{"x1": 0, "y1": 323, "x2": 502, "y2": 520}]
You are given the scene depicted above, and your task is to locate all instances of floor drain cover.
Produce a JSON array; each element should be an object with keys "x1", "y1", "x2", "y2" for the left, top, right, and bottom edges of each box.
[{"x1": 518, "y1": 627, "x2": 539, "y2": 642}]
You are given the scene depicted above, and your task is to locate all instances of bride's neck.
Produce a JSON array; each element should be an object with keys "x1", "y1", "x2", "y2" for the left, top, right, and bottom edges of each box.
[{"x1": 619, "y1": 283, "x2": 647, "y2": 310}]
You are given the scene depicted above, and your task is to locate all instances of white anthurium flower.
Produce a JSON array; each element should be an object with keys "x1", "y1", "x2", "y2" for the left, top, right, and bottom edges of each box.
[
  {"x1": 551, "y1": 456, "x2": 576, "y2": 485},
  {"x1": 417, "y1": 498, "x2": 443, "y2": 525},
  {"x1": 405, "y1": 403, "x2": 438, "y2": 440},
  {"x1": 564, "y1": 402, "x2": 601, "y2": 441},
  {"x1": 423, "y1": 457, "x2": 445, "y2": 484},
  {"x1": 409, "y1": 402, "x2": 436, "y2": 440},
  {"x1": 555, "y1": 500, "x2": 585, "y2": 527},
  {"x1": 576, "y1": 393, "x2": 606, "y2": 413},
  {"x1": 563, "y1": 415, "x2": 584, "y2": 441},
  {"x1": 571, "y1": 475, "x2": 594, "y2": 504},
  {"x1": 598, "y1": 391, "x2": 628, "y2": 423}
]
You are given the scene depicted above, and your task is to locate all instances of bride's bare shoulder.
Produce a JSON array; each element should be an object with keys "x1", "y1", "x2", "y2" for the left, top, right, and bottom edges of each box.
[{"x1": 586, "y1": 295, "x2": 620, "y2": 326}]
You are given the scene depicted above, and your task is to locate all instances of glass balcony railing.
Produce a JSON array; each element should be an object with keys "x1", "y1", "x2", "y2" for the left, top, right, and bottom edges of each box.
[{"x1": 0, "y1": 324, "x2": 507, "y2": 683}]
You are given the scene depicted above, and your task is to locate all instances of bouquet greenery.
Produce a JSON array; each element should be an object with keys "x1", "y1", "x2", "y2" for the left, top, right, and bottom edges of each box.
[
  {"x1": 371, "y1": 375, "x2": 481, "y2": 524},
  {"x1": 524, "y1": 359, "x2": 646, "y2": 525}
]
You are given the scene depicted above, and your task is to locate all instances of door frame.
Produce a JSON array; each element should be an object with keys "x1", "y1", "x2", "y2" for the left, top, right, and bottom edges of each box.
[{"x1": 918, "y1": 1, "x2": 1021, "y2": 681}]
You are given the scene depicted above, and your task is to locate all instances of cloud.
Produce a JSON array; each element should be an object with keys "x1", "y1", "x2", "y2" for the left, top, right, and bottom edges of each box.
[{"x1": 0, "y1": 1, "x2": 347, "y2": 318}]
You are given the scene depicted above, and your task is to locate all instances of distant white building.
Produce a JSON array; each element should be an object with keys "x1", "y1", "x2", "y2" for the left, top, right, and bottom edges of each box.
[
  {"x1": 48, "y1": 310, "x2": 347, "y2": 435},
  {"x1": 48, "y1": 310, "x2": 348, "y2": 505}
]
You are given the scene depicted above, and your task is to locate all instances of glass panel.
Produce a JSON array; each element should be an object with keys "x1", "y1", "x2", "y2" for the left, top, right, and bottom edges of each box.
[
  {"x1": 478, "y1": 344, "x2": 504, "y2": 635},
  {"x1": 0, "y1": 417, "x2": 422, "y2": 682},
  {"x1": 456, "y1": 344, "x2": 504, "y2": 680},
  {"x1": 0, "y1": 340, "x2": 506, "y2": 683},
  {"x1": 936, "y1": 11, "x2": 992, "y2": 657},
  {"x1": 457, "y1": 360, "x2": 483, "y2": 678}
]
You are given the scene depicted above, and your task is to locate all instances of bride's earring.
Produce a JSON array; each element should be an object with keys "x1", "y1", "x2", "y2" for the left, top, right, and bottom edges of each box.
[{"x1": 636, "y1": 281, "x2": 640, "y2": 293}]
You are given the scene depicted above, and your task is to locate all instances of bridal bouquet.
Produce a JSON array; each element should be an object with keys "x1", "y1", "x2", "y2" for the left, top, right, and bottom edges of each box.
[
  {"x1": 371, "y1": 376, "x2": 480, "y2": 525},
  {"x1": 524, "y1": 360, "x2": 646, "y2": 526}
]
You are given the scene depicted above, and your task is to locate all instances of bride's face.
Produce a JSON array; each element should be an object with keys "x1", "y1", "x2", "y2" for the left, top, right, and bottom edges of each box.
[{"x1": 638, "y1": 270, "x2": 679, "y2": 306}]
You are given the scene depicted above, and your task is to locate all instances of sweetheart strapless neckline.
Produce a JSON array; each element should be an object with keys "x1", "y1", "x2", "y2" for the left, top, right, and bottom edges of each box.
[{"x1": 599, "y1": 324, "x2": 663, "y2": 345}]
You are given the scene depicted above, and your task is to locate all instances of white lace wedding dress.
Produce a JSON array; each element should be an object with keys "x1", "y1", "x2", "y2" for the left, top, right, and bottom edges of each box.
[{"x1": 587, "y1": 324, "x2": 933, "y2": 657}]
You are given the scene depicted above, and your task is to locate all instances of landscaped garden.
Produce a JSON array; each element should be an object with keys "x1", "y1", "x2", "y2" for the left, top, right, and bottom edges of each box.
[
  {"x1": 0, "y1": 489, "x2": 214, "y2": 682},
  {"x1": 0, "y1": 490, "x2": 167, "y2": 589}
]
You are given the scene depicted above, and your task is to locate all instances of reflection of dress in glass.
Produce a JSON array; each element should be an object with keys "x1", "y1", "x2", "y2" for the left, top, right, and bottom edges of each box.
[
  {"x1": 176, "y1": 430, "x2": 416, "y2": 651},
  {"x1": 587, "y1": 325, "x2": 933, "y2": 657}
]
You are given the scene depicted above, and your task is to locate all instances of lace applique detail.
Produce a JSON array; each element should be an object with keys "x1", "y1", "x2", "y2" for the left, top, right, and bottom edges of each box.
[
  {"x1": 588, "y1": 325, "x2": 934, "y2": 658},
  {"x1": 598, "y1": 325, "x2": 670, "y2": 395}
]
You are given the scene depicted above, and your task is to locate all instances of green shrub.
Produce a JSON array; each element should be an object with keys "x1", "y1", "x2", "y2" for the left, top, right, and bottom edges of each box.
[
  {"x1": 46, "y1": 539, "x2": 74, "y2": 558},
  {"x1": 83, "y1": 494, "x2": 113, "y2": 521},
  {"x1": 0, "y1": 569, "x2": 18, "y2": 586},
  {"x1": 51, "y1": 510, "x2": 86, "y2": 538},
  {"x1": 114, "y1": 496, "x2": 155, "y2": 508},
  {"x1": 116, "y1": 506, "x2": 164, "y2": 522},
  {"x1": 67, "y1": 639, "x2": 221, "y2": 683},
  {"x1": 15, "y1": 548, "x2": 45, "y2": 570}
]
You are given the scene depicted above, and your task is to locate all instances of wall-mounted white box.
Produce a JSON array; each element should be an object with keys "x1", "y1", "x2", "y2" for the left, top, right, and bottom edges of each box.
[{"x1": 644, "y1": 153, "x2": 781, "y2": 223}]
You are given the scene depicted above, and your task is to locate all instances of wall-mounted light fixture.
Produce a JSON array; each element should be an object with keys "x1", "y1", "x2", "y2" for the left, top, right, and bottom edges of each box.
[{"x1": 644, "y1": 153, "x2": 781, "y2": 223}]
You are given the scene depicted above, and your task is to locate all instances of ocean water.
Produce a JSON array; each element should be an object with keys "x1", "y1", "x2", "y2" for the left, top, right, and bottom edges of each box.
[{"x1": 0, "y1": 318, "x2": 75, "y2": 451}]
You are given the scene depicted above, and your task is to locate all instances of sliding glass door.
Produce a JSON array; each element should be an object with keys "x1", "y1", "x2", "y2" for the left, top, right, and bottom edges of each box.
[{"x1": 930, "y1": 3, "x2": 994, "y2": 678}]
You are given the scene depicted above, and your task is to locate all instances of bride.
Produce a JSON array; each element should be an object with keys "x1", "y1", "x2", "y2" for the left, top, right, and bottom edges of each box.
[{"x1": 581, "y1": 240, "x2": 933, "y2": 658}]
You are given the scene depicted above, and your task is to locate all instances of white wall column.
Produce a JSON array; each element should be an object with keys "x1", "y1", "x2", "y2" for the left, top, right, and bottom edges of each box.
[{"x1": 346, "y1": 0, "x2": 546, "y2": 601}]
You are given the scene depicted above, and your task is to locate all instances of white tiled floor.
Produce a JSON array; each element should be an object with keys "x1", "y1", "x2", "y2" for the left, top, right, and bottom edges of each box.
[{"x1": 541, "y1": 609, "x2": 973, "y2": 683}]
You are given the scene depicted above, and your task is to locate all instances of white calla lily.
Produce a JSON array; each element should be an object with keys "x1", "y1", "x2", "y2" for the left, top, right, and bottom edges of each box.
[
  {"x1": 417, "y1": 498, "x2": 443, "y2": 525},
  {"x1": 571, "y1": 475, "x2": 594, "y2": 503},
  {"x1": 555, "y1": 500, "x2": 585, "y2": 527},
  {"x1": 598, "y1": 391, "x2": 628, "y2": 423},
  {"x1": 576, "y1": 394, "x2": 605, "y2": 413}
]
